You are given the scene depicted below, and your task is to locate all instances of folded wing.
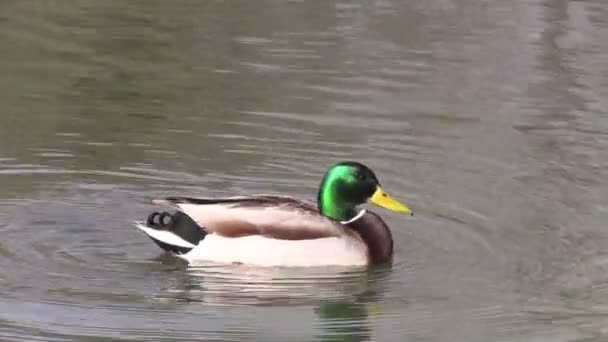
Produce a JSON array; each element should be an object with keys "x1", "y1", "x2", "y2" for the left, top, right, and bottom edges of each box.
[{"x1": 152, "y1": 195, "x2": 345, "y2": 240}]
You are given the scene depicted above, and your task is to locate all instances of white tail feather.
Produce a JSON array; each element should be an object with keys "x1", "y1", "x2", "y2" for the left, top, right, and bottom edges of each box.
[{"x1": 134, "y1": 221, "x2": 195, "y2": 248}]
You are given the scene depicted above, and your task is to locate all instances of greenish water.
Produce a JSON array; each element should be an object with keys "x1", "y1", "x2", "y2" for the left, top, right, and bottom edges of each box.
[{"x1": 1, "y1": 1, "x2": 608, "y2": 341}]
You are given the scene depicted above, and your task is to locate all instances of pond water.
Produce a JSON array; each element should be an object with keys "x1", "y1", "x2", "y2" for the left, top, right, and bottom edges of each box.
[{"x1": 1, "y1": 1, "x2": 608, "y2": 341}]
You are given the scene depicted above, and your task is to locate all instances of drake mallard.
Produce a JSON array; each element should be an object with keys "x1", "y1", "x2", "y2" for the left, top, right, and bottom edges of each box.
[{"x1": 135, "y1": 161, "x2": 413, "y2": 267}]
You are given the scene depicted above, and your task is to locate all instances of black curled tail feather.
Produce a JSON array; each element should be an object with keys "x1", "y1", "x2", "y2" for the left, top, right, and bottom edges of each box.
[{"x1": 144, "y1": 211, "x2": 207, "y2": 254}]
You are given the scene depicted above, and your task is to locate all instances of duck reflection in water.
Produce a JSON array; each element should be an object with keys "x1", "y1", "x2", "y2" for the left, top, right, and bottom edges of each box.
[{"x1": 150, "y1": 259, "x2": 393, "y2": 341}]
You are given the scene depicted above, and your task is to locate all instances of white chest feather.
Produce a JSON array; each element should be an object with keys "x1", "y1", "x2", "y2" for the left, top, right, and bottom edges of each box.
[{"x1": 180, "y1": 234, "x2": 369, "y2": 267}]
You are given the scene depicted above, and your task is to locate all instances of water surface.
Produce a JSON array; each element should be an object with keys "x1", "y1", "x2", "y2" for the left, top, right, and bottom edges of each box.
[{"x1": 1, "y1": 1, "x2": 608, "y2": 341}]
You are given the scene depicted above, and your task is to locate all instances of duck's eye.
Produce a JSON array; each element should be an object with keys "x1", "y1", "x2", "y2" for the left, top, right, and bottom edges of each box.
[{"x1": 354, "y1": 170, "x2": 365, "y2": 180}]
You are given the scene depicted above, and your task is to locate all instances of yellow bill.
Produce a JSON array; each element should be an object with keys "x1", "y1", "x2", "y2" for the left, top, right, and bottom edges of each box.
[{"x1": 369, "y1": 186, "x2": 413, "y2": 215}]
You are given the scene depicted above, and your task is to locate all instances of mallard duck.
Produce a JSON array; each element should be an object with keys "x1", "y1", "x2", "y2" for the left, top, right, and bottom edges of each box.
[{"x1": 135, "y1": 161, "x2": 413, "y2": 267}]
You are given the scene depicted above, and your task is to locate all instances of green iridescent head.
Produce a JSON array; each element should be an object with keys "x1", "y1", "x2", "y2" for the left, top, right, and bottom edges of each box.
[{"x1": 317, "y1": 161, "x2": 412, "y2": 221}]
